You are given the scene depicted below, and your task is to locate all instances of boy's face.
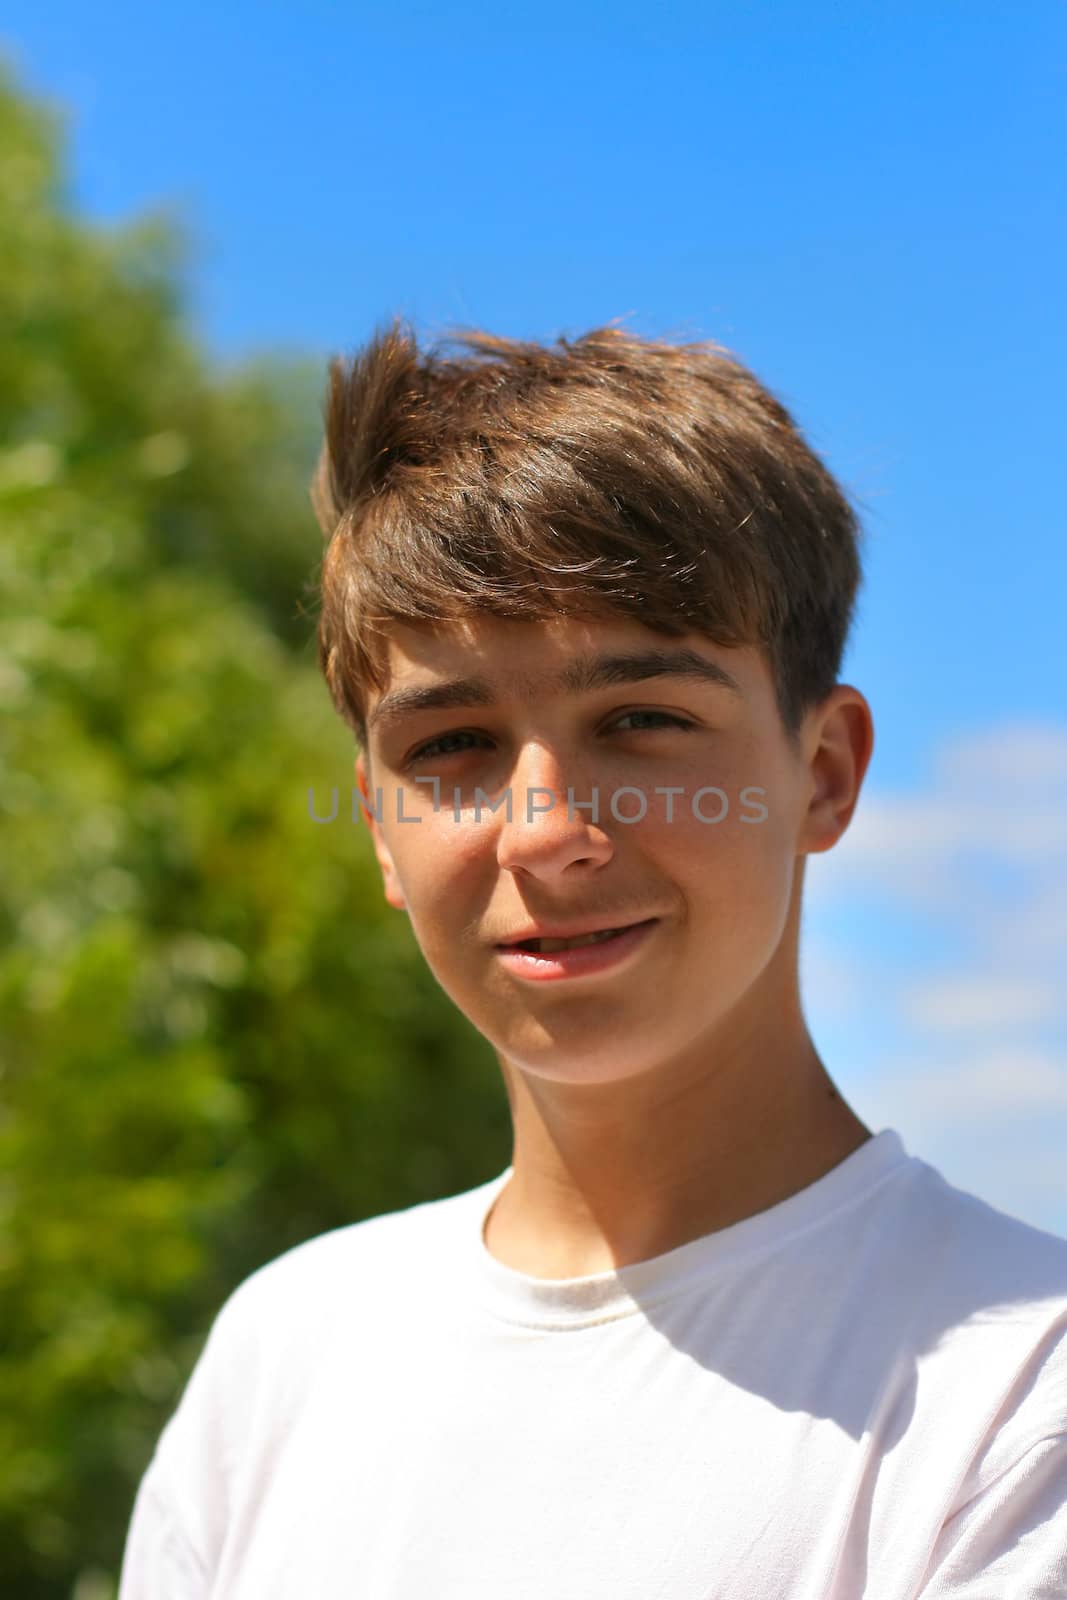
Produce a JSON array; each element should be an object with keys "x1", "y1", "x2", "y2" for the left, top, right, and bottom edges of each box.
[{"x1": 357, "y1": 612, "x2": 863, "y2": 1089}]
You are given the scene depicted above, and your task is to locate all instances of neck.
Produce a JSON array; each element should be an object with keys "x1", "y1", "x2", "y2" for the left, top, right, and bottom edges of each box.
[{"x1": 484, "y1": 995, "x2": 871, "y2": 1280}]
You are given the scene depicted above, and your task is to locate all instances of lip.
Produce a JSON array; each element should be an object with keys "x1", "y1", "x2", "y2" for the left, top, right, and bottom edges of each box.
[
  {"x1": 494, "y1": 918, "x2": 660, "y2": 982},
  {"x1": 496, "y1": 916, "x2": 655, "y2": 945}
]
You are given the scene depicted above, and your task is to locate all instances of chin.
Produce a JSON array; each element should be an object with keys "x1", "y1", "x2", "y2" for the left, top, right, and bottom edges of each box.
[{"x1": 498, "y1": 1024, "x2": 683, "y2": 1088}]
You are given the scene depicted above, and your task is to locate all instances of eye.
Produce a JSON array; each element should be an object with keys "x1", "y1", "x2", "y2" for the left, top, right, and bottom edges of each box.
[
  {"x1": 607, "y1": 710, "x2": 696, "y2": 734},
  {"x1": 403, "y1": 710, "x2": 696, "y2": 767},
  {"x1": 405, "y1": 730, "x2": 493, "y2": 765}
]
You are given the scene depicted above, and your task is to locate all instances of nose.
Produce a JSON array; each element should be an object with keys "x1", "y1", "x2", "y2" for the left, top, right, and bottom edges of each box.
[{"x1": 495, "y1": 741, "x2": 614, "y2": 881}]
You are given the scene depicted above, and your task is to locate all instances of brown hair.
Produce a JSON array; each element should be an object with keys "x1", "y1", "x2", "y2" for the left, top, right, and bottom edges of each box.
[{"x1": 311, "y1": 317, "x2": 863, "y2": 748}]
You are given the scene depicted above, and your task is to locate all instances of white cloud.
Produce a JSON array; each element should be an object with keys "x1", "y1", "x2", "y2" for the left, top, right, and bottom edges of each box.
[
  {"x1": 933, "y1": 722, "x2": 1067, "y2": 791},
  {"x1": 808, "y1": 720, "x2": 1067, "y2": 925},
  {"x1": 904, "y1": 976, "x2": 1065, "y2": 1032},
  {"x1": 809, "y1": 720, "x2": 1067, "y2": 908},
  {"x1": 889, "y1": 1046, "x2": 1067, "y2": 1123},
  {"x1": 798, "y1": 941, "x2": 872, "y2": 1018},
  {"x1": 802, "y1": 721, "x2": 1067, "y2": 1223},
  {"x1": 855, "y1": 1043, "x2": 1067, "y2": 1234}
]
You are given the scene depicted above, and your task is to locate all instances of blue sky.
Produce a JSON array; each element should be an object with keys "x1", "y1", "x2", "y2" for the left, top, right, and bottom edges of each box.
[{"x1": 5, "y1": 1, "x2": 1066, "y2": 1228}]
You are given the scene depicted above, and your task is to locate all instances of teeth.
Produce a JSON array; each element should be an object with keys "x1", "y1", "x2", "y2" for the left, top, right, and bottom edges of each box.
[{"x1": 527, "y1": 928, "x2": 622, "y2": 952}]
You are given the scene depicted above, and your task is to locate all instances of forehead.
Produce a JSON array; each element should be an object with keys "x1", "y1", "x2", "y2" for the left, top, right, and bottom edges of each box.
[
  {"x1": 364, "y1": 614, "x2": 770, "y2": 733},
  {"x1": 382, "y1": 613, "x2": 660, "y2": 680}
]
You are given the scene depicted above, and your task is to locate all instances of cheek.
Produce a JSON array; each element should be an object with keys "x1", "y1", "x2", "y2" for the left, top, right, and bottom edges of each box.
[
  {"x1": 661, "y1": 784, "x2": 798, "y2": 947},
  {"x1": 385, "y1": 814, "x2": 492, "y2": 950}
]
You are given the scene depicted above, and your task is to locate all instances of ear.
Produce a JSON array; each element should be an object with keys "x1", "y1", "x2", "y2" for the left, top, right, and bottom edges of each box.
[
  {"x1": 355, "y1": 751, "x2": 407, "y2": 911},
  {"x1": 798, "y1": 685, "x2": 875, "y2": 856}
]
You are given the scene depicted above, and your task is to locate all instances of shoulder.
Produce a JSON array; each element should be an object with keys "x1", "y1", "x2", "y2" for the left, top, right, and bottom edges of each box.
[
  {"x1": 196, "y1": 1173, "x2": 496, "y2": 1371},
  {"x1": 898, "y1": 1156, "x2": 1067, "y2": 1312},
  {"x1": 144, "y1": 1176, "x2": 497, "y2": 1497},
  {"x1": 893, "y1": 1157, "x2": 1067, "y2": 1465}
]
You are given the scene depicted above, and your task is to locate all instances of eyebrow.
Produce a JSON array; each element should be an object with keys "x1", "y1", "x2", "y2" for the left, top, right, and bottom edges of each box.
[{"x1": 367, "y1": 647, "x2": 743, "y2": 731}]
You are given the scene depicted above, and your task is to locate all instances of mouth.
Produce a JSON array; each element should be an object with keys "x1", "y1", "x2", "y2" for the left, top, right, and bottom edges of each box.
[
  {"x1": 494, "y1": 917, "x2": 660, "y2": 981},
  {"x1": 497, "y1": 918, "x2": 657, "y2": 954}
]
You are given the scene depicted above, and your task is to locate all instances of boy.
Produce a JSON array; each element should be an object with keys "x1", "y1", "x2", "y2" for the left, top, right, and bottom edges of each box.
[{"x1": 119, "y1": 321, "x2": 1067, "y2": 1596}]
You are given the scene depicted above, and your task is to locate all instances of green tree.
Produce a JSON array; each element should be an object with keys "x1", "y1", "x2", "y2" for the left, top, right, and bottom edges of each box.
[{"x1": 0, "y1": 62, "x2": 509, "y2": 1598}]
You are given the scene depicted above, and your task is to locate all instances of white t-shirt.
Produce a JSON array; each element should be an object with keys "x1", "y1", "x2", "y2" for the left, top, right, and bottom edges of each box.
[{"x1": 118, "y1": 1128, "x2": 1067, "y2": 1598}]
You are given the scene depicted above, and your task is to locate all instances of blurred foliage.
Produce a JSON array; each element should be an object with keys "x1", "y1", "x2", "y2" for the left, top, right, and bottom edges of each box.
[{"x1": 0, "y1": 60, "x2": 510, "y2": 1599}]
